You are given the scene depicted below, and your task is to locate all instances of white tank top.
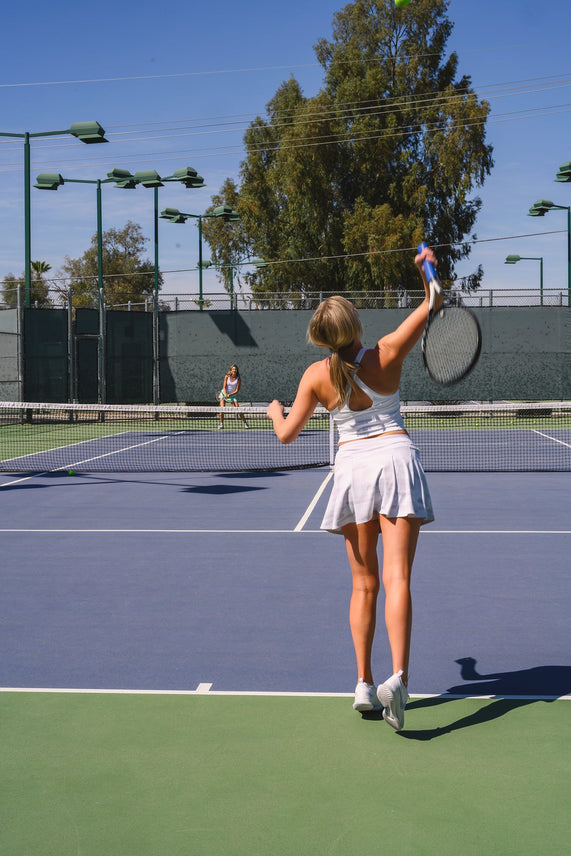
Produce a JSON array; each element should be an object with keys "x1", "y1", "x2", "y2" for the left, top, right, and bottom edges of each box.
[
  {"x1": 331, "y1": 348, "x2": 405, "y2": 442},
  {"x1": 226, "y1": 376, "x2": 239, "y2": 395}
]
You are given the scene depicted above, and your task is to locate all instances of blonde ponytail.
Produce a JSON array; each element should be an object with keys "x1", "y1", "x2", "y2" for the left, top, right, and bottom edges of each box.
[{"x1": 308, "y1": 296, "x2": 362, "y2": 408}]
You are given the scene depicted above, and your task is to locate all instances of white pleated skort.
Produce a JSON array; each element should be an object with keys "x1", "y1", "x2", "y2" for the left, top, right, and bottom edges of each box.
[{"x1": 321, "y1": 433, "x2": 435, "y2": 534}]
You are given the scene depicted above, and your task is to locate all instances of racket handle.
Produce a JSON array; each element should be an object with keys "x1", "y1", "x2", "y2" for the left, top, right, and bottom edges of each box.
[{"x1": 418, "y1": 242, "x2": 442, "y2": 293}]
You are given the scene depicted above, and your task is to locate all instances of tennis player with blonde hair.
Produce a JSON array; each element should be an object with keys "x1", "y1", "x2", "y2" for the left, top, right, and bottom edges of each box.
[{"x1": 268, "y1": 246, "x2": 441, "y2": 731}]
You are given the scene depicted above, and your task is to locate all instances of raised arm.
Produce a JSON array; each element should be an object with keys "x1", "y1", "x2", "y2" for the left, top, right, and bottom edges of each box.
[{"x1": 379, "y1": 246, "x2": 443, "y2": 366}]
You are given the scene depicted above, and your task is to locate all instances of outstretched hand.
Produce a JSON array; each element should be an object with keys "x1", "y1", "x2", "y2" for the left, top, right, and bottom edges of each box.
[{"x1": 267, "y1": 399, "x2": 284, "y2": 420}]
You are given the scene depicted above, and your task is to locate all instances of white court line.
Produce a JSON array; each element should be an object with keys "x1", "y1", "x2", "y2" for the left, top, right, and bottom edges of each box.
[
  {"x1": 294, "y1": 469, "x2": 334, "y2": 531},
  {"x1": 0, "y1": 686, "x2": 568, "y2": 701},
  {"x1": 531, "y1": 428, "x2": 571, "y2": 449},
  {"x1": 0, "y1": 528, "x2": 569, "y2": 534},
  {"x1": 0, "y1": 528, "x2": 318, "y2": 534},
  {"x1": 0, "y1": 474, "x2": 45, "y2": 487}
]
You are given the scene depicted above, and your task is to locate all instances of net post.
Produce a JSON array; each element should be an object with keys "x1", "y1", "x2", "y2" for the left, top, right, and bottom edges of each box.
[
  {"x1": 152, "y1": 294, "x2": 159, "y2": 406},
  {"x1": 17, "y1": 281, "x2": 24, "y2": 402},
  {"x1": 98, "y1": 288, "x2": 106, "y2": 405},
  {"x1": 67, "y1": 287, "x2": 76, "y2": 403}
]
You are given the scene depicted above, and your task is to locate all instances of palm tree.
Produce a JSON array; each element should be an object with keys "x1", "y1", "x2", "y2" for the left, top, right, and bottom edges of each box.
[{"x1": 30, "y1": 260, "x2": 53, "y2": 307}]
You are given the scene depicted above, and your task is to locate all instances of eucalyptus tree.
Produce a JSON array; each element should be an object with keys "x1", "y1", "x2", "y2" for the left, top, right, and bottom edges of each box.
[{"x1": 205, "y1": 0, "x2": 492, "y2": 300}]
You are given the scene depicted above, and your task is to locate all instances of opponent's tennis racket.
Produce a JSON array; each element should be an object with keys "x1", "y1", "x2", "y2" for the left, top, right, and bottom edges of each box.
[{"x1": 418, "y1": 242, "x2": 482, "y2": 386}]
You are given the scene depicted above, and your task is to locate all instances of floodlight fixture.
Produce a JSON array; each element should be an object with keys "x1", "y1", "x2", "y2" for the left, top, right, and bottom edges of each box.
[
  {"x1": 171, "y1": 167, "x2": 206, "y2": 188},
  {"x1": 34, "y1": 173, "x2": 65, "y2": 191},
  {"x1": 555, "y1": 161, "x2": 571, "y2": 183},
  {"x1": 69, "y1": 121, "x2": 108, "y2": 144},
  {"x1": 106, "y1": 168, "x2": 138, "y2": 189},
  {"x1": 0, "y1": 120, "x2": 107, "y2": 306},
  {"x1": 134, "y1": 170, "x2": 164, "y2": 188},
  {"x1": 212, "y1": 204, "x2": 240, "y2": 222},
  {"x1": 504, "y1": 254, "x2": 544, "y2": 302},
  {"x1": 527, "y1": 198, "x2": 571, "y2": 304}
]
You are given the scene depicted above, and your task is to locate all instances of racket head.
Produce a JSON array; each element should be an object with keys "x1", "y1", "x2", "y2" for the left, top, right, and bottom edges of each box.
[{"x1": 422, "y1": 305, "x2": 482, "y2": 386}]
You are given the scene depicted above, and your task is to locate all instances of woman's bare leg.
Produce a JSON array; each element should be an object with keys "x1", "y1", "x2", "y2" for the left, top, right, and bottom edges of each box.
[
  {"x1": 378, "y1": 516, "x2": 421, "y2": 685},
  {"x1": 342, "y1": 520, "x2": 381, "y2": 685}
]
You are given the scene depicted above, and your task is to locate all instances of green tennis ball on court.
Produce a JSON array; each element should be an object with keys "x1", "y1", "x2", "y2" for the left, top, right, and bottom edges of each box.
[
  {"x1": 68, "y1": 470, "x2": 75, "y2": 475},
  {"x1": 395, "y1": 0, "x2": 410, "y2": 8}
]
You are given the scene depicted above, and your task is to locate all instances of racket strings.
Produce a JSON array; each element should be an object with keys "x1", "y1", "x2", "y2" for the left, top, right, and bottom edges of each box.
[{"x1": 423, "y1": 307, "x2": 481, "y2": 386}]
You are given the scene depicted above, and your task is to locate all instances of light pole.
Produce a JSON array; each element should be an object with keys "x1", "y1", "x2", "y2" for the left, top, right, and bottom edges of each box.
[
  {"x1": 132, "y1": 169, "x2": 205, "y2": 405},
  {"x1": 0, "y1": 121, "x2": 108, "y2": 308},
  {"x1": 528, "y1": 199, "x2": 571, "y2": 306},
  {"x1": 34, "y1": 168, "x2": 138, "y2": 295},
  {"x1": 133, "y1": 168, "x2": 206, "y2": 296},
  {"x1": 34, "y1": 169, "x2": 138, "y2": 403},
  {"x1": 160, "y1": 206, "x2": 240, "y2": 309},
  {"x1": 504, "y1": 254, "x2": 544, "y2": 304}
]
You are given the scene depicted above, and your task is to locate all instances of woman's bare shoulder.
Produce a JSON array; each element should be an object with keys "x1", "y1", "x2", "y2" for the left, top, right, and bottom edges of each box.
[{"x1": 301, "y1": 357, "x2": 330, "y2": 384}]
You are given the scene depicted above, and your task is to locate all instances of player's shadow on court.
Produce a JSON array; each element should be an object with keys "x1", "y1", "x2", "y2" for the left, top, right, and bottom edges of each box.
[{"x1": 398, "y1": 657, "x2": 570, "y2": 741}]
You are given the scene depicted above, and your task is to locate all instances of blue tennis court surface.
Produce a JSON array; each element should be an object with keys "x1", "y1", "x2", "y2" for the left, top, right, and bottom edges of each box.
[{"x1": 1, "y1": 467, "x2": 569, "y2": 699}]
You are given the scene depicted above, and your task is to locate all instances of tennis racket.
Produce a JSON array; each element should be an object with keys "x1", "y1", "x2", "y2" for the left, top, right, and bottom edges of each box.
[{"x1": 418, "y1": 242, "x2": 482, "y2": 386}]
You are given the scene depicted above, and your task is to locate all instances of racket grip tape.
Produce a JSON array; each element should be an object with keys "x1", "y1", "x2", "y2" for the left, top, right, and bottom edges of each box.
[{"x1": 418, "y1": 242, "x2": 442, "y2": 293}]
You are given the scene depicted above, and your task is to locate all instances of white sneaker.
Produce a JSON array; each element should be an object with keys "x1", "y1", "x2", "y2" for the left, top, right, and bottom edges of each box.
[
  {"x1": 243, "y1": 421, "x2": 249, "y2": 428},
  {"x1": 353, "y1": 679, "x2": 381, "y2": 712},
  {"x1": 376, "y1": 670, "x2": 409, "y2": 731},
  {"x1": 218, "y1": 423, "x2": 223, "y2": 429}
]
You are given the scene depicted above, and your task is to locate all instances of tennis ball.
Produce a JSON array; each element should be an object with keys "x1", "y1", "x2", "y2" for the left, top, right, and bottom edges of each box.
[
  {"x1": 68, "y1": 470, "x2": 75, "y2": 475},
  {"x1": 395, "y1": 0, "x2": 410, "y2": 8}
]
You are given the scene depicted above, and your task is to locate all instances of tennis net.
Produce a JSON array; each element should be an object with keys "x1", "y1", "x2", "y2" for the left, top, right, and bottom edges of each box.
[{"x1": 0, "y1": 401, "x2": 569, "y2": 474}]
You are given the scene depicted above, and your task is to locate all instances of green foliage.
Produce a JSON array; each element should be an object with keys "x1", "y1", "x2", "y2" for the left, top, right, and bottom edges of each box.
[
  {"x1": 200, "y1": 178, "x2": 253, "y2": 296},
  {"x1": 59, "y1": 221, "x2": 161, "y2": 308},
  {"x1": 1, "y1": 261, "x2": 53, "y2": 308},
  {"x1": 205, "y1": 0, "x2": 493, "y2": 297}
]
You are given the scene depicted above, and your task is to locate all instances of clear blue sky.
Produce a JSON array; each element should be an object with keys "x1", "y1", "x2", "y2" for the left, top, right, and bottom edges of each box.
[{"x1": 0, "y1": 0, "x2": 569, "y2": 298}]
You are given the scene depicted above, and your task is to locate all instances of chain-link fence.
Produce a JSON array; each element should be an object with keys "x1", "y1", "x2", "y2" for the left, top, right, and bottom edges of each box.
[{"x1": 2, "y1": 286, "x2": 569, "y2": 312}]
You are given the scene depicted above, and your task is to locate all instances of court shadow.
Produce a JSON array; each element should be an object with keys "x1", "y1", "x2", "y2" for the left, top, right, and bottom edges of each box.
[
  {"x1": 182, "y1": 484, "x2": 266, "y2": 495},
  {"x1": 448, "y1": 657, "x2": 570, "y2": 697},
  {"x1": 214, "y1": 471, "x2": 287, "y2": 479},
  {"x1": 399, "y1": 658, "x2": 570, "y2": 742}
]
